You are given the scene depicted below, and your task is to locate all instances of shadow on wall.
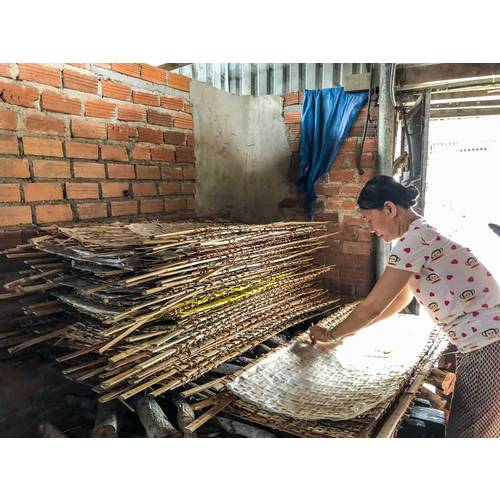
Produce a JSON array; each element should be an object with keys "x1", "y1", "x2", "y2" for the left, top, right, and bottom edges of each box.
[{"x1": 191, "y1": 81, "x2": 291, "y2": 223}]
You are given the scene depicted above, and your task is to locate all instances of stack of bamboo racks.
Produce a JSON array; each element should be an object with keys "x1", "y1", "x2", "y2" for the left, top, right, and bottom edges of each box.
[{"x1": 0, "y1": 220, "x2": 340, "y2": 404}]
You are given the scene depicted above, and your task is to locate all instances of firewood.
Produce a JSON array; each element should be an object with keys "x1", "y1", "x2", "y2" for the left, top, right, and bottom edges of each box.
[
  {"x1": 429, "y1": 367, "x2": 456, "y2": 395},
  {"x1": 172, "y1": 396, "x2": 197, "y2": 437},
  {"x1": 91, "y1": 403, "x2": 119, "y2": 438},
  {"x1": 417, "y1": 386, "x2": 447, "y2": 410},
  {"x1": 135, "y1": 396, "x2": 180, "y2": 438},
  {"x1": 38, "y1": 423, "x2": 67, "y2": 438}
]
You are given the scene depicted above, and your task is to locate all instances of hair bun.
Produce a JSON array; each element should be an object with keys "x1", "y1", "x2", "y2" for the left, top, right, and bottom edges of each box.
[{"x1": 405, "y1": 185, "x2": 419, "y2": 205}]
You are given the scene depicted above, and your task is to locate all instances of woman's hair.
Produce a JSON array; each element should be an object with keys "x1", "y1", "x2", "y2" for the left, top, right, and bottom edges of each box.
[{"x1": 357, "y1": 175, "x2": 419, "y2": 209}]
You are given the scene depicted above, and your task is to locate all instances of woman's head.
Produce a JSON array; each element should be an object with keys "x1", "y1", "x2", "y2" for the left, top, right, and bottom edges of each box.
[{"x1": 357, "y1": 175, "x2": 419, "y2": 241}]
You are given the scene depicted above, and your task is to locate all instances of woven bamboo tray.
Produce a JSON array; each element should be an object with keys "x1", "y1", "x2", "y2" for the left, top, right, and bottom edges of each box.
[{"x1": 227, "y1": 308, "x2": 447, "y2": 421}]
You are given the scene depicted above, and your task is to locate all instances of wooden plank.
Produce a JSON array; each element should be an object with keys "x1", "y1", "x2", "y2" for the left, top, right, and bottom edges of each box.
[
  {"x1": 305, "y1": 63, "x2": 316, "y2": 90},
  {"x1": 273, "y1": 63, "x2": 283, "y2": 95},
  {"x1": 257, "y1": 63, "x2": 268, "y2": 95},
  {"x1": 241, "y1": 64, "x2": 252, "y2": 95},
  {"x1": 322, "y1": 63, "x2": 334, "y2": 89},
  {"x1": 431, "y1": 107, "x2": 500, "y2": 118},
  {"x1": 289, "y1": 63, "x2": 299, "y2": 92}
]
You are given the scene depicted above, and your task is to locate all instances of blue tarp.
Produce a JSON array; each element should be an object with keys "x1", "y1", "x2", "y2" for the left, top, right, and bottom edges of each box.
[{"x1": 295, "y1": 87, "x2": 368, "y2": 218}]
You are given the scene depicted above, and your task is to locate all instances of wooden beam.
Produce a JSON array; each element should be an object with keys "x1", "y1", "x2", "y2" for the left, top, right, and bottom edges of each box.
[
  {"x1": 431, "y1": 99, "x2": 500, "y2": 109},
  {"x1": 431, "y1": 107, "x2": 500, "y2": 118},
  {"x1": 397, "y1": 63, "x2": 500, "y2": 91}
]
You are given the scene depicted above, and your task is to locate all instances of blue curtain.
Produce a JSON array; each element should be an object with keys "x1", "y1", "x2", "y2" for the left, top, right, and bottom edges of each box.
[{"x1": 295, "y1": 87, "x2": 368, "y2": 218}]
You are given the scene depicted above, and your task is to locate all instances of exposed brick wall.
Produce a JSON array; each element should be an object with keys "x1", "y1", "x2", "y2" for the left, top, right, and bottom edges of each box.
[
  {"x1": 281, "y1": 91, "x2": 378, "y2": 298},
  {"x1": 0, "y1": 63, "x2": 195, "y2": 229}
]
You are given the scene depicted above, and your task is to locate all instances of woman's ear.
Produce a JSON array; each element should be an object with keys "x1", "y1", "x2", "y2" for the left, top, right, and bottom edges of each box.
[{"x1": 384, "y1": 201, "x2": 398, "y2": 217}]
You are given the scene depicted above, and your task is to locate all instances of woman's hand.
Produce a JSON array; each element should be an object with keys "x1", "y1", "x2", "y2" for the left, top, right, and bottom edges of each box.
[{"x1": 308, "y1": 324, "x2": 331, "y2": 344}]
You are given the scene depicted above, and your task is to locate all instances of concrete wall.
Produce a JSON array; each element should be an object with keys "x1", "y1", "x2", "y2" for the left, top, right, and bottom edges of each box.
[{"x1": 192, "y1": 81, "x2": 291, "y2": 223}]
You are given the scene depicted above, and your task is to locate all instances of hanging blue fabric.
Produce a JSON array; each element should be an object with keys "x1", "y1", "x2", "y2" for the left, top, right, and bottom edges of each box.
[{"x1": 295, "y1": 87, "x2": 368, "y2": 218}]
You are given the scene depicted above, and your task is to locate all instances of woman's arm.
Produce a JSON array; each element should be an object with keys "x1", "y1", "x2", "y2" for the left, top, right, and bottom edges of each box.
[
  {"x1": 309, "y1": 268, "x2": 413, "y2": 344},
  {"x1": 365, "y1": 283, "x2": 414, "y2": 327}
]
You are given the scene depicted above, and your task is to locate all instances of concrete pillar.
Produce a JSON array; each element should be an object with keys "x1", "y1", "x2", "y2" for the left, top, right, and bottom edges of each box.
[{"x1": 375, "y1": 63, "x2": 397, "y2": 278}]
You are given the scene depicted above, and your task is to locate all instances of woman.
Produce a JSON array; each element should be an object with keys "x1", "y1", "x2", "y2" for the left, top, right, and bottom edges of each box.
[{"x1": 308, "y1": 175, "x2": 500, "y2": 438}]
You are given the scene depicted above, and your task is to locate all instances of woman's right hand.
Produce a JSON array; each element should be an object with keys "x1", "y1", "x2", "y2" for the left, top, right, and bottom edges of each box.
[{"x1": 308, "y1": 324, "x2": 331, "y2": 344}]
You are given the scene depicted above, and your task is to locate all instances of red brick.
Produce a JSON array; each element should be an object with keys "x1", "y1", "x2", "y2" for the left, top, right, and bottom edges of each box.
[
  {"x1": 164, "y1": 198, "x2": 187, "y2": 212},
  {"x1": 329, "y1": 169, "x2": 357, "y2": 183},
  {"x1": 73, "y1": 162, "x2": 106, "y2": 178},
  {"x1": 117, "y1": 104, "x2": 145, "y2": 122},
  {"x1": 183, "y1": 102, "x2": 192, "y2": 114},
  {"x1": 25, "y1": 112, "x2": 66, "y2": 136},
  {"x1": 284, "y1": 111, "x2": 301, "y2": 124},
  {"x1": 132, "y1": 145, "x2": 151, "y2": 160},
  {"x1": 0, "y1": 64, "x2": 14, "y2": 78},
  {"x1": 343, "y1": 214, "x2": 369, "y2": 227},
  {"x1": 289, "y1": 140, "x2": 299, "y2": 152},
  {"x1": 140, "y1": 199, "x2": 164, "y2": 214},
  {"x1": 107, "y1": 123, "x2": 138, "y2": 141},
  {"x1": 101, "y1": 144, "x2": 128, "y2": 161},
  {"x1": 341, "y1": 184, "x2": 361, "y2": 197},
  {"x1": 151, "y1": 146, "x2": 175, "y2": 161},
  {"x1": 181, "y1": 183, "x2": 195, "y2": 195},
  {"x1": 339, "y1": 137, "x2": 359, "y2": 153},
  {"x1": 147, "y1": 109, "x2": 172, "y2": 127},
  {"x1": 161, "y1": 167, "x2": 183, "y2": 180},
  {"x1": 342, "y1": 241, "x2": 373, "y2": 256},
  {"x1": 101, "y1": 182, "x2": 130, "y2": 198},
  {"x1": 0, "y1": 159, "x2": 29, "y2": 178},
  {"x1": 65, "y1": 141, "x2": 98, "y2": 159},
  {"x1": 363, "y1": 137, "x2": 377, "y2": 152},
  {"x1": 18, "y1": 64, "x2": 61, "y2": 87},
  {"x1": 111, "y1": 64, "x2": 141, "y2": 78},
  {"x1": 0, "y1": 108, "x2": 17, "y2": 130},
  {"x1": 71, "y1": 119, "x2": 107, "y2": 139},
  {"x1": 140, "y1": 64, "x2": 167, "y2": 84},
  {"x1": 176, "y1": 147, "x2": 195, "y2": 163},
  {"x1": 0, "y1": 206, "x2": 32, "y2": 226},
  {"x1": 0, "y1": 184, "x2": 20, "y2": 202},
  {"x1": 107, "y1": 163, "x2": 135, "y2": 179},
  {"x1": 0, "y1": 82, "x2": 39, "y2": 108},
  {"x1": 186, "y1": 196, "x2": 195, "y2": 210},
  {"x1": 0, "y1": 136, "x2": 19, "y2": 155},
  {"x1": 160, "y1": 96, "x2": 183, "y2": 111},
  {"x1": 299, "y1": 92, "x2": 304, "y2": 103},
  {"x1": 65, "y1": 182, "x2": 99, "y2": 199},
  {"x1": 35, "y1": 204, "x2": 73, "y2": 223},
  {"x1": 167, "y1": 72, "x2": 190, "y2": 92},
  {"x1": 85, "y1": 99, "x2": 116, "y2": 119},
  {"x1": 110, "y1": 200, "x2": 137, "y2": 216},
  {"x1": 326, "y1": 198, "x2": 357, "y2": 211},
  {"x1": 286, "y1": 123, "x2": 301, "y2": 139},
  {"x1": 164, "y1": 131, "x2": 185, "y2": 146},
  {"x1": 102, "y1": 80, "x2": 132, "y2": 101},
  {"x1": 132, "y1": 91, "x2": 159, "y2": 106},
  {"x1": 158, "y1": 182, "x2": 181, "y2": 195},
  {"x1": 77, "y1": 202, "x2": 108, "y2": 220},
  {"x1": 360, "y1": 167, "x2": 376, "y2": 183},
  {"x1": 283, "y1": 92, "x2": 299, "y2": 106},
  {"x1": 41, "y1": 91, "x2": 81, "y2": 115},
  {"x1": 24, "y1": 182, "x2": 63, "y2": 202},
  {"x1": 63, "y1": 69, "x2": 98, "y2": 94},
  {"x1": 173, "y1": 112, "x2": 192, "y2": 129},
  {"x1": 316, "y1": 183, "x2": 340, "y2": 197},
  {"x1": 133, "y1": 182, "x2": 157, "y2": 196},
  {"x1": 138, "y1": 127, "x2": 163, "y2": 144},
  {"x1": 23, "y1": 137, "x2": 63, "y2": 157},
  {"x1": 183, "y1": 166, "x2": 196, "y2": 181},
  {"x1": 136, "y1": 165, "x2": 160, "y2": 180},
  {"x1": 186, "y1": 133, "x2": 194, "y2": 146},
  {"x1": 32, "y1": 160, "x2": 71, "y2": 178}
]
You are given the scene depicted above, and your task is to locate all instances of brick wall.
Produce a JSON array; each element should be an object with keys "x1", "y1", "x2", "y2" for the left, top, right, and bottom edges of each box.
[
  {"x1": 281, "y1": 91, "x2": 378, "y2": 298},
  {"x1": 0, "y1": 63, "x2": 195, "y2": 230}
]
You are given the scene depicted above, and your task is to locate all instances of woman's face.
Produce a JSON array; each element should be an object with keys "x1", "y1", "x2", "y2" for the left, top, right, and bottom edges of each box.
[{"x1": 360, "y1": 203, "x2": 399, "y2": 241}]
